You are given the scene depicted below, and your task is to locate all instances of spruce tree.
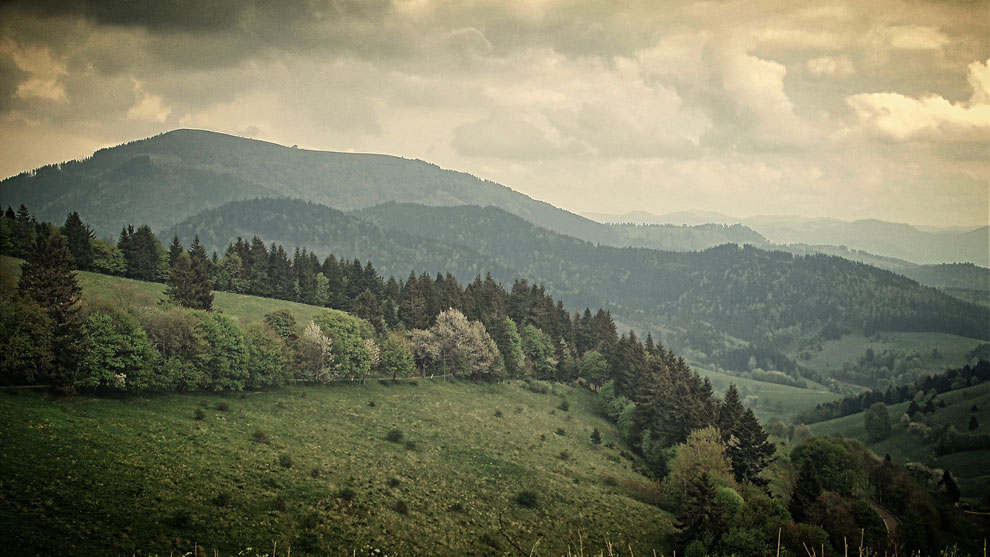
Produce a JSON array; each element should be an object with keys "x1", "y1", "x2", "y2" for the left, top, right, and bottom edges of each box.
[
  {"x1": 591, "y1": 428, "x2": 602, "y2": 445},
  {"x1": 13, "y1": 204, "x2": 35, "y2": 258},
  {"x1": 16, "y1": 224, "x2": 85, "y2": 392},
  {"x1": 789, "y1": 457, "x2": 822, "y2": 523},
  {"x1": 62, "y1": 211, "x2": 94, "y2": 270},
  {"x1": 167, "y1": 234, "x2": 184, "y2": 268},
  {"x1": 938, "y1": 469, "x2": 960, "y2": 504},
  {"x1": 727, "y1": 408, "x2": 775, "y2": 487},
  {"x1": 165, "y1": 251, "x2": 194, "y2": 308},
  {"x1": 187, "y1": 236, "x2": 214, "y2": 310}
]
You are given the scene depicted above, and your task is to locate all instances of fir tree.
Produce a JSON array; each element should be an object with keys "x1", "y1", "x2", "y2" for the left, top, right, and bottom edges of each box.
[
  {"x1": 165, "y1": 251, "x2": 194, "y2": 307},
  {"x1": 938, "y1": 469, "x2": 960, "y2": 504},
  {"x1": 167, "y1": 234, "x2": 184, "y2": 268},
  {"x1": 789, "y1": 457, "x2": 822, "y2": 523},
  {"x1": 186, "y1": 236, "x2": 214, "y2": 310},
  {"x1": 62, "y1": 211, "x2": 94, "y2": 270},
  {"x1": 591, "y1": 428, "x2": 602, "y2": 445},
  {"x1": 16, "y1": 224, "x2": 85, "y2": 393},
  {"x1": 726, "y1": 408, "x2": 775, "y2": 487}
]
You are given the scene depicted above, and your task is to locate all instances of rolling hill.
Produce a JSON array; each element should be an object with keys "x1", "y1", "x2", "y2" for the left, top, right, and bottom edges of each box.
[
  {"x1": 166, "y1": 199, "x2": 989, "y2": 380},
  {"x1": 0, "y1": 129, "x2": 620, "y2": 246}
]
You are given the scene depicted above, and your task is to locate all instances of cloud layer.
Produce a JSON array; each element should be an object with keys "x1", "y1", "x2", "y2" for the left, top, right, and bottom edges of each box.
[{"x1": 0, "y1": 0, "x2": 987, "y2": 227}]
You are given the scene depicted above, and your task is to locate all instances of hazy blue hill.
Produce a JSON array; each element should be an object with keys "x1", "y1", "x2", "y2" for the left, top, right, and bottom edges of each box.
[
  {"x1": 0, "y1": 129, "x2": 620, "y2": 245},
  {"x1": 174, "y1": 200, "x2": 988, "y2": 350},
  {"x1": 609, "y1": 222, "x2": 768, "y2": 251},
  {"x1": 586, "y1": 210, "x2": 989, "y2": 266}
]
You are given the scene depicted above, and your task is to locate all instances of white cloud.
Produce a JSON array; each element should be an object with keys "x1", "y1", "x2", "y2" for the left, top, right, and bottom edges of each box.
[
  {"x1": 126, "y1": 79, "x2": 171, "y2": 123},
  {"x1": 807, "y1": 55, "x2": 855, "y2": 78},
  {"x1": 847, "y1": 59, "x2": 990, "y2": 142},
  {"x1": 1, "y1": 39, "x2": 67, "y2": 102}
]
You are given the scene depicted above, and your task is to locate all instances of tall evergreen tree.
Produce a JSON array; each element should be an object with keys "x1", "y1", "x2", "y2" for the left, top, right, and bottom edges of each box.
[
  {"x1": 16, "y1": 224, "x2": 85, "y2": 392},
  {"x1": 13, "y1": 204, "x2": 36, "y2": 258},
  {"x1": 789, "y1": 457, "x2": 822, "y2": 523},
  {"x1": 167, "y1": 234, "x2": 184, "y2": 268},
  {"x1": 726, "y1": 408, "x2": 775, "y2": 487},
  {"x1": 62, "y1": 211, "x2": 94, "y2": 270},
  {"x1": 187, "y1": 236, "x2": 214, "y2": 310}
]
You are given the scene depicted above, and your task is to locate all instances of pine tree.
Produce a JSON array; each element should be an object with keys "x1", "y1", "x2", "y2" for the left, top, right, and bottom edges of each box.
[
  {"x1": 62, "y1": 211, "x2": 94, "y2": 270},
  {"x1": 591, "y1": 428, "x2": 602, "y2": 445},
  {"x1": 167, "y1": 234, "x2": 184, "y2": 268},
  {"x1": 13, "y1": 204, "x2": 36, "y2": 258},
  {"x1": 938, "y1": 469, "x2": 961, "y2": 504},
  {"x1": 789, "y1": 457, "x2": 822, "y2": 523},
  {"x1": 165, "y1": 251, "x2": 194, "y2": 307},
  {"x1": 186, "y1": 236, "x2": 214, "y2": 310},
  {"x1": 727, "y1": 408, "x2": 775, "y2": 487},
  {"x1": 17, "y1": 224, "x2": 85, "y2": 392}
]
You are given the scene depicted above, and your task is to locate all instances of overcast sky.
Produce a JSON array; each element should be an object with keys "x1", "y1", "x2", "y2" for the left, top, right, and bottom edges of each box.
[{"x1": 1, "y1": 0, "x2": 988, "y2": 227}]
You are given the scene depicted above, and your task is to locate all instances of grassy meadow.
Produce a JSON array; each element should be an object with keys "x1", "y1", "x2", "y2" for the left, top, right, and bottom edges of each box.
[
  {"x1": 1, "y1": 381, "x2": 675, "y2": 555},
  {"x1": 795, "y1": 332, "x2": 985, "y2": 383},
  {"x1": 809, "y1": 381, "x2": 990, "y2": 505},
  {"x1": 693, "y1": 365, "x2": 840, "y2": 424}
]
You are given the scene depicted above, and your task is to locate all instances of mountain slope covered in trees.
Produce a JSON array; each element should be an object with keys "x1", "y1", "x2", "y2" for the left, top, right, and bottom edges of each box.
[
  {"x1": 0, "y1": 129, "x2": 621, "y2": 245},
  {"x1": 166, "y1": 199, "x2": 989, "y2": 374}
]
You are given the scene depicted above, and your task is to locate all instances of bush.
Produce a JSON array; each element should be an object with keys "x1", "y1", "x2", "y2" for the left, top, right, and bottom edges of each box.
[
  {"x1": 555, "y1": 428, "x2": 566, "y2": 436},
  {"x1": 386, "y1": 428, "x2": 404, "y2": 443},
  {"x1": 215, "y1": 401, "x2": 229, "y2": 412},
  {"x1": 515, "y1": 490, "x2": 539, "y2": 508},
  {"x1": 558, "y1": 450, "x2": 571, "y2": 461},
  {"x1": 252, "y1": 429, "x2": 270, "y2": 444},
  {"x1": 591, "y1": 428, "x2": 602, "y2": 445},
  {"x1": 338, "y1": 487, "x2": 356, "y2": 502},
  {"x1": 558, "y1": 400, "x2": 570, "y2": 411},
  {"x1": 368, "y1": 401, "x2": 376, "y2": 407},
  {"x1": 393, "y1": 500, "x2": 409, "y2": 515},
  {"x1": 310, "y1": 467, "x2": 321, "y2": 478},
  {"x1": 388, "y1": 477, "x2": 401, "y2": 488},
  {"x1": 278, "y1": 453, "x2": 294, "y2": 468},
  {"x1": 494, "y1": 409, "x2": 503, "y2": 418},
  {"x1": 404, "y1": 440, "x2": 417, "y2": 450},
  {"x1": 213, "y1": 492, "x2": 232, "y2": 507},
  {"x1": 194, "y1": 408, "x2": 206, "y2": 420},
  {"x1": 274, "y1": 495, "x2": 288, "y2": 512},
  {"x1": 448, "y1": 501, "x2": 464, "y2": 513}
]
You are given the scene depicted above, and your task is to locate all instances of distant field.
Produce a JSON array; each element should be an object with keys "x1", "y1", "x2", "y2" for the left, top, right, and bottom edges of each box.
[
  {"x1": 795, "y1": 331, "x2": 985, "y2": 383},
  {"x1": 809, "y1": 382, "x2": 990, "y2": 505},
  {"x1": 694, "y1": 366, "x2": 840, "y2": 424},
  {"x1": 0, "y1": 381, "x2": 674, "y2": 555}
]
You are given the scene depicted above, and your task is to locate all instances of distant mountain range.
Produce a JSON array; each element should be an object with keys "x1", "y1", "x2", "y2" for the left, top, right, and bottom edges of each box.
[
  {"x1": 585, "y1": 210, "x2": 989, "y2": 267},
  {"x1": 2, "y1": 129, "x2": 987, "y2": 370}
]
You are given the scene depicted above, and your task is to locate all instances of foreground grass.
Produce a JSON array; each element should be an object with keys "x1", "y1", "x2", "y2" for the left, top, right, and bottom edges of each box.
[
  {"x1": 0, "y1": 381, "x2": 675, "y2": 555},
  {"x1": 809, "y1": 381, "x2": 990, "y2": 506}
]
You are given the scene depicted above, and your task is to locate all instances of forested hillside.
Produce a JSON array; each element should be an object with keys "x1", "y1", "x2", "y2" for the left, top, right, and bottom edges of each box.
[
  {"x1": 0, "y1": 129, "x2": 620, "y2": 245},
  {"x1": 162, "y1": 199, "x2": 990, "y2": 377}
]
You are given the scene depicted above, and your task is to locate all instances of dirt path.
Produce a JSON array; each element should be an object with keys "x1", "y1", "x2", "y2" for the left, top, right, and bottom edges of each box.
[{"x1": 870, "y1": 500, "x2": 901, "y2": 539}]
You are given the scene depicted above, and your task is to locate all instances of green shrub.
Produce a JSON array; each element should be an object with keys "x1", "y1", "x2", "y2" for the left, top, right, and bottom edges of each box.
[
  {"x1": 386, "y1": 429, "x2": 404, "y2": 443},
  {"x1": 515, "y1": 490, "x2": 539, "y2": 508},
  {"x1": 213, "y1": 492, "x2": 232, "y2": 507},
  {"x1": 393, "y1": 500, "x2": 409, "y2": 515},
  {"x1": 278, "y1": 453, "x2": 294, "y2": 469},
  {"x1": 558, "y1": 400, "x2": 570, "y2": 411},
  {"x1": 555, "y1": 428, "x2": 566, "y2": 436},
  {"x1": 558, "y1": 450, "x2": 571, "y2": 461},
  {"x1": 251, "y1": 429, "x2": 270, "y2": 444},
  {"x1": 404, "y1": 440, "x2": 417, "y2": 450},
  {"x1": 338, "y1": 487, "x2": 356, "y2": 502},
  {"x1": 194, "y1": 408, "x2": 206, "y2": 420},
  {"x1": 310, "y1": 467, "x2": 321, "y2": 478},
  {"x1": 388, "y1": 477, "x2": 401, "y2": 488},
  {"x1": 215, "y1": 401, "x2": 229, "y2": 412},
  {"x1": 494, "y1": 409, "x2": 503, "y2": 418}
]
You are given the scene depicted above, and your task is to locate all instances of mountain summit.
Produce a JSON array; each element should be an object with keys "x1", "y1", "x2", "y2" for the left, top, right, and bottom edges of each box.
[{"x1": 0, "y1": 129, "x2": 618, "y2": 244}]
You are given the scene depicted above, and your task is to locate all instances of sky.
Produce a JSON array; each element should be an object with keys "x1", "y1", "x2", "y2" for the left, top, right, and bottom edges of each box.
[{"x1": 0, "y1": 0, "x2": 988, "y2": 228}]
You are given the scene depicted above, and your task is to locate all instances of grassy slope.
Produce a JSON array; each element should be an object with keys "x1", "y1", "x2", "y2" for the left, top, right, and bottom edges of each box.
[
  {"x1": 0, "y1": 382, "x2": 675, "y2": 556},
  {"x1": 808, "y1": 382, "x2": 990, "y2": 505},
  {"x1": 795, "y1": 332, "x2": 984, "y2": 384},
  {"x1": 2, "y1": 257, "x2": 674, "y2": 554}
]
